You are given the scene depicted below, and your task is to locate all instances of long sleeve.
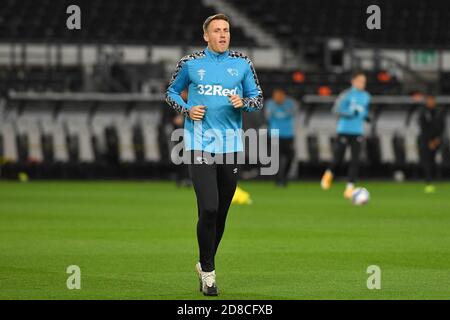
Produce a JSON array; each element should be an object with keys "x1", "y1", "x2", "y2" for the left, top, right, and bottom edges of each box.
[
  {"x1": 333, "y1": 91, "x2": 354, "y2": 118},
  {"x1": 241, "y1": 59, "x2": 263, "y2": 112},
  {"x1": 362, "y1": 95, "x2": 371, "y2": 121},
  {"x1": 165, "y1": 58, "x2": 191, "y2": 117}
]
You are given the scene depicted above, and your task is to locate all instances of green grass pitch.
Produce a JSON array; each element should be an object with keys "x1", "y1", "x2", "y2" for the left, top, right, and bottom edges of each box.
[{"x1": 1, "y1": 180, "x2": 449, "y2": 299}]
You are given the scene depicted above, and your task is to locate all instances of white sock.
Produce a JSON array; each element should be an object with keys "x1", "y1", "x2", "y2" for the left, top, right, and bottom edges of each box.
[{"x1": 346, "y1": 183, "x2": 354, "y2": 189}]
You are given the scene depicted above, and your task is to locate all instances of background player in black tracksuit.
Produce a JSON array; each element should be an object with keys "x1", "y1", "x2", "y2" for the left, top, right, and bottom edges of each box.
[{"x1": 418, "y1": 95, "x2": 446, "y2": 193}]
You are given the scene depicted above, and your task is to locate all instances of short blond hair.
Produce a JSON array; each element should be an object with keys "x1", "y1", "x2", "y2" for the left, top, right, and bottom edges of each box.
[{"x1": 203, "y1": 13, "x2": 230, "y2": 33}]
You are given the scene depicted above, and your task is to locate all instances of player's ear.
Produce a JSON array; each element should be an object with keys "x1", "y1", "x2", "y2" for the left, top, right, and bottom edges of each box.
[{"x1": 203, "y1": 32, "x2": 209, "y2": 43}]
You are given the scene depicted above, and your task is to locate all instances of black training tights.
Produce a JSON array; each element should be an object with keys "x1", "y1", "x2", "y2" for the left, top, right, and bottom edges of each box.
[
  {"x1": 329, "y1": 134, "x2": 362, "y2": 183},
  {"x1": 189, "y1": 152, "x2": 239, "y2": 272}
]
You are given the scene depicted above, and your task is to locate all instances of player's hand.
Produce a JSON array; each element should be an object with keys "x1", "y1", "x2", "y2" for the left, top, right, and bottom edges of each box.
[
  {"x1": 188, "y1": 105, "x2": 206, "y2": 121},
  {"x1": 428, "y1": 141, "x2": 435, "y2": 150},
  {"x1": 353, "y1": 105, "x2": 363, "y2": 117},
  {"x1": 173, "y1": 114, "x2": 184, "y2": 127},
  {"x1": 228, "y1": 94, "x2": 244, "y2": 108},
  {"x1": 428, "y1": 138, "x2": 441, "y2": 150}
]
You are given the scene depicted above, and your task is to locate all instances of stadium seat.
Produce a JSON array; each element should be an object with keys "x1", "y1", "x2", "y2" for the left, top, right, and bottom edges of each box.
[
  {"x1": 91, "y1": 103, "x2": 127, "y2": 162},
  {"x1": 307, "y1": 110, "x2": 338, "y2": 162},
  {"x1": 15, "y1": 116, "x2": 44, "y2": 163},
  {"x1": 59, "y1": 102, "x2": 95, "y2": 163},
  {"x1": 131, "y1": 102, "x2": 162, "y2": 162},
  {"x1": 115, "y1": 117, "x2": 136, "y2": 163},
  {"x1": 375, "y1": 110, "x2": 408, "y2": 164},
  {"x1": 41, "y1": 117, "x2": 69, "y2": 163},
  {"x1": 294, "y1": 110, "x2": 309, "y2": 162},
  {"x1": 404, "y1": 110, "x2": 421, "y2": 164},
  {"x1": 0, "y1": 122, "x2": 18, "y2": 162}
]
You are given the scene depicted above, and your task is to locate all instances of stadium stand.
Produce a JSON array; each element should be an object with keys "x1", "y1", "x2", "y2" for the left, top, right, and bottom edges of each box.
[
  {"x1": 2, "y1": 91, "x2": 448, "y2": 179},
  {"x1": 257, "y1": 69, "x2": 403, "y2": 100},
  {"x1": 229, "y1": 0, "x2": 450, "y2": 49},
  {"x1": 0, "y1": 65, "x2": 83, "y2": 93},
  {"x1": 0, "y1": 0, "x2": 257, "y2": 46}
]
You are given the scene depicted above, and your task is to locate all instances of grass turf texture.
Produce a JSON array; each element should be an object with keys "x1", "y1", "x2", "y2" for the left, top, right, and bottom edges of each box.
[{"x1": 0, "y1": 181, "x2": 449, "y2": 300}]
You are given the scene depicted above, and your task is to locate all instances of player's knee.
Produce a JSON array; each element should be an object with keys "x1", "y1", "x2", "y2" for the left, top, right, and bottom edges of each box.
[{"x1": 201, "y1": 205, "x2": 218, "y2": 221}]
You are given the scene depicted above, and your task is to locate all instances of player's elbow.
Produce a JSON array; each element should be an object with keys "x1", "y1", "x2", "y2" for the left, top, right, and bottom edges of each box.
[{"x1": 253, "y1": 94, "x2": 264, "y2": 110}]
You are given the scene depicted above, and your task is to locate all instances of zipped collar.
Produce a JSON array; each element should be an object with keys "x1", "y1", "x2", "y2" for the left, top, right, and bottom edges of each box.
[{"x1": 205, "y1": 46, "x2": 229, "y2": 62}]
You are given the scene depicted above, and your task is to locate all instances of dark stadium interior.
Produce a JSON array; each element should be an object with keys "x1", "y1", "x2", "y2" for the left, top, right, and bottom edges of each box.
[
  {"x1": 230, "y1": 0, "x2": 450, "y2": 48},
  {"x1": 0, "y1": 0, "x2": 256, "y2": 46},
  {"x1": 0, "y1": 0, "x2": 450, "y2": 180}
]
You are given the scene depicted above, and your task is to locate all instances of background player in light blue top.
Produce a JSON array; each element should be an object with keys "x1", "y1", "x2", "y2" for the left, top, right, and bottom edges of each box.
[
  {"x1": 321, "y1": 71, "x2": 371, "y2": 199},
  {"x1": 265, "y1": 88, "x2": 298, "y2": 186},
  {"x1": 165, "y1": 13, "x2": 263, "y2": 297}
]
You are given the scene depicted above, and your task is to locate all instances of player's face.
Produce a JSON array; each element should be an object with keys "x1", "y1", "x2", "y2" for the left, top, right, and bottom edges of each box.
[
  {"x1": 204, "y1": 19, "x2": 230, "y2": 53},
  {"x1": 351, "y1": 75, "x2": 366, "y2": 91},
  {"x1": 426, "y1": 96, "x2": 436, "y2": 109},
  {"x1": 273, "y1": 90, "x2": 286, "y2": 104}
]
